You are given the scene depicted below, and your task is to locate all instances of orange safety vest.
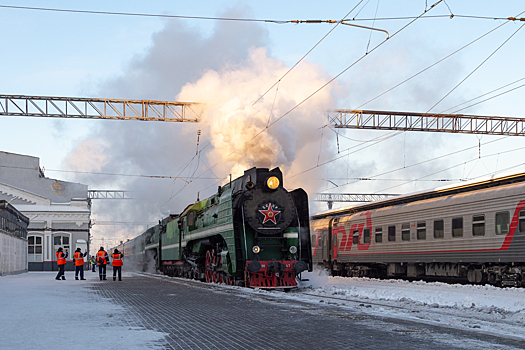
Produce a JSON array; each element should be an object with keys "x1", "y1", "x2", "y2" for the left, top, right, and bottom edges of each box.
[
  {"x1": 112, "y1": 253, "x2": 123, "y2": 267},
  {"x1": 73, "y1": 251, "x2": 84, "y2": 266},
  {"x1": 56, "y1": 251, "x2": 66, "y2": 265},
  {"x1": 97, "y1": 250, "x2": 107, "y2": 265}
]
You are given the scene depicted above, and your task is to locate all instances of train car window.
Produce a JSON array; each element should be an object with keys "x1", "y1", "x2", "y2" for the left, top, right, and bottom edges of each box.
[
  {"x1": 520, "y1": 210, "x2": 525, "y2": 233},
  {"x1": 375, "y1": 227, "x2": 382, "y2": 243},
  {"x1": 452, "y1": 217, "x2": 463, "y2": 237},
  {"x1": 363, "y1": 228, "x2": 370, "y2": 244},
  {"x1": 417, "y1": 222, "x2": 426, "y2": 240},
  {"x1": 472, "y1": 215, "x2": 485, "y2": 236},
  {"x1": 353, "y1": 230, "x2": 359, "y2": 244},
  {"x1": 495, "y1": 212, "x2": 510, "y2": 235},
  {"x1": 401, "y1": 224, "x2": 410, "y2": 241},
  {"x1": 434, "y1": 220, "x2": 444, "y2": 238},
  {"x1": 388, "y1": 226, "x2": 396, "y2": 242}
]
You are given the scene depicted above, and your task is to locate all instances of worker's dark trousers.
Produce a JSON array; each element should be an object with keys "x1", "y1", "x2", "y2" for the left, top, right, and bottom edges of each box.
[
  {"x1": 113, "y1": 266, "x2": 122, "y2": 281},
  {"x1": 75, "y1": 265, "x2": 84, "y2": 279},
  {"x1": 56, "y1": 264, "x2": 65, "y2": 280},
  {"x1": 98, "y1": 264, "x2": 107, "y2": 280}
]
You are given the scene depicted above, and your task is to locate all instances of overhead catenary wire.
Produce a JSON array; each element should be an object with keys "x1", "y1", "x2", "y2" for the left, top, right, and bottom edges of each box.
[
  {"x1": 323, "y1": 177, "x2": 466, "y2": 182},
  {"x1": 439, "y1": 76, "x2": 525, "y2": 114},
  {"x1": 231, "y1": 1, "x2": 443, "y2": 190},
  {"x1": 376, "y1": 156, "x2": 525, "y2": 194},
  {"x1": 347, "y1": 17, "x2": 514, "y2": 113},
  {"x1": 7, "y1": 2, "x2": 513, "y2": 196},
  {"x1": 448, "y1": 81, "x2": 525, "y2": 115},
  {"x1": 263, "y1": 1, "x2": 444, "y2": 134},
  {"x1": 27, "y1": 1, "x2": 512, "y2": 209},
  {"x1": 0, "y1": 164, "x2": 221, "y2": 182},
  {"x1": 306, "y1": 11, "x2": 525, "y2": 193},
  {"x1": 427, "y1": 22, "x2": 525, "y2": 112},
  {"x1": 251, "y1": 0, "x2": 366, "y2": 107},
  {"x1": 320, "y1": 135, "x2": 518, "y2": 194},
  {"x1": 1, "y1": 4, "x2": 522, "y2": 23},
  {"x1": 365, "y1": 0, "x2": 382, "y2": 53}
]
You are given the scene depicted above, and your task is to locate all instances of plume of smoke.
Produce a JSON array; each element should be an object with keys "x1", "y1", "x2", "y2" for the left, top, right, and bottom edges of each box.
[
  {"x1": 177, "y1": 47, "x2": 335, "y2": 180},
  {"x1": 63, "y1": 10, "x2": 335, "y2": 241}
]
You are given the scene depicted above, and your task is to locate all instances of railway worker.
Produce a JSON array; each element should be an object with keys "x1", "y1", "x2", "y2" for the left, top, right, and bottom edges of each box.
[
  {"x1": 73, "y1": 248, "x2": 87, "y2": 280},
  {"x1": 90, "y1": 255, "x2": 96, "y2": 272},
  {"x1": 96, "y1": 247, "x2": 110, "y2": 281},
  {"x1": 55, "y1": 247, "x2": 68, "y2": 280},
  {"x1": 111, "y1": 248, "x2": 124, "y2": 281}
]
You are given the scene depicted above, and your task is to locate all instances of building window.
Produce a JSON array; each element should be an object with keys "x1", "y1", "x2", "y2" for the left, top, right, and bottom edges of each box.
[
  {"x1": 28, "y1": 235, "x2": 43, "y2": 262},
  {"x1": 388, "y1": 226, "x2": 396, "y2": 242},
  {"x1": 352, "y1": 230, "x2": 359, "y2": 244},
  {"x1": 375, "y1": 227, "x2": 382, "y2": 243},
  {"x1": 417, "y1": 222, "x2": 426, "y2": 240},
  {"x1": 434, "y1": 220, "x2": 444, "y2": 239},
  {"x1": 401, "y1": 224, "x2": 410, "y2": 241},
  {"x1": 520, "y1": 210, "x2": 525, "y2": 233},
  {"x1": 495, "y1": 212, "x2": 510, "y2": 235},
  {"x1": 452, "y1": 217, "x2": 463, "y2": 237},
  {"x1": 363, "y1": 228, "x2": 370, "y2": 244},
  {"x1": 53, "y1": 235, "x2": 70, "y2": 256},
  {"x1": 472, "y1": 215, "x2": 485, "y2": 236}
]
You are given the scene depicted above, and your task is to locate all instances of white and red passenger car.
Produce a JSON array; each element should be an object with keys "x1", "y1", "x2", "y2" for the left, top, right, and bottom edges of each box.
[{"x1": 311, "y1": 171, "x2": 525, "y2": 287}]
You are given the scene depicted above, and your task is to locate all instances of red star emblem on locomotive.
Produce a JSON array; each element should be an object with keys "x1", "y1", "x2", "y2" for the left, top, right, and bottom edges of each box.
[{"x1": 259, "y1": 203, "x2": 281, "y2": 224}]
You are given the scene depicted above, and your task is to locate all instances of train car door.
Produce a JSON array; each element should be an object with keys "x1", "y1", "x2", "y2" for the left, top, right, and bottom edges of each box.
[{"x1": 325, "y1": 218, "x2": 336, "y2": 267}]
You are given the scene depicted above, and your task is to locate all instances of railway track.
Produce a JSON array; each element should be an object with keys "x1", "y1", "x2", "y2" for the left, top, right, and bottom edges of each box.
[{"x1": 138, "y1": 271, "x2": 525, "y2": 341}]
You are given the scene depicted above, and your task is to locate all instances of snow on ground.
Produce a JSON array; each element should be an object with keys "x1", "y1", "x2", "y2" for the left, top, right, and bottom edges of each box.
[
  {"x1": 6, "y1": 270, "x2": 525, "y2": 349},
  {"x1": 180, "y1": 269, "x2": 525, "y2": 343},
  {"x1": 292, "y1": 271, "x2": 525, "y2": 341},
  {"x1": 0, "y1": 272, "x2": 165, "y2": 350}
]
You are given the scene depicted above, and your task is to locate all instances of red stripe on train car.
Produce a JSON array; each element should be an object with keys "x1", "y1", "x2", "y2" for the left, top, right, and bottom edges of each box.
[{"x1": 338, "y1": 200, "x2": 525, "y2": 256}]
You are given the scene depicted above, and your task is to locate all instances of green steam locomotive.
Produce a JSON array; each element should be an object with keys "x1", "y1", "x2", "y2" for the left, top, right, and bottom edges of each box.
[{"x1": 118, "y1": 167, "x2": 312, "y2": 288}]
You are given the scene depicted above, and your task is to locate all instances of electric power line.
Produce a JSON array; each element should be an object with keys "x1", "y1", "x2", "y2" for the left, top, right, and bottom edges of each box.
[{"x1": 1, "y1": 4, "x2": 522, "y2": 23}]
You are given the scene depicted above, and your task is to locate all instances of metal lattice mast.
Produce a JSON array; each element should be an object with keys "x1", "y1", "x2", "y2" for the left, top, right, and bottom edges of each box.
[
  {"x1": 314, "y1": 193, "x2": 400, "y2": 209},
  {"x1": 0, "y1": 95, "x2": 200, "y2": 122},
  {"x1": 87, "y1": 190, "x2": 133, "y2": 199}
]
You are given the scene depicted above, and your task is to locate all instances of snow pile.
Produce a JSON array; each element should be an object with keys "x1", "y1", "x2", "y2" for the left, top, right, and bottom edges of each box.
[
  {"x1": 288, "y1": 275, "x2": 525, "y2": 340},
  {"x1": 317, "y1": 277, "x2": 525, "y2": 315},
  {"x1": 0, "y1": 272, "x2": 166, "y2": 349}
]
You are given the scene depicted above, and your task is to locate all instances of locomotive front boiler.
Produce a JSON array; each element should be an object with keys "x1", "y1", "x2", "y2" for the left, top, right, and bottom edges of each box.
[{"x1": 235, "y1": 167, "x2": 311, "y2": 288}]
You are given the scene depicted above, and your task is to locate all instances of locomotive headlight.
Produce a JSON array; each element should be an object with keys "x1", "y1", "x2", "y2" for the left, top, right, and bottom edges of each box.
[
  {"x1": 289, "y1": 246, "x2": 298, "y2": 254},
  {"x1": 252, "y1": 245, "x2": 261, "y2": 254},
  {"x1": 267, "y1": 176, "x2": 280, "y2": 190}
]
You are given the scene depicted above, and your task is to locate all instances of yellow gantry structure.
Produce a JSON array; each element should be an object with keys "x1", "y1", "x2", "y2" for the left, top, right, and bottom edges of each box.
[
  {"x1": 0, "y1": 94, "x2": 200, "y2": 122},
  {"x1": 330, "y1": 109, "x2": 525, "y2": 136}
]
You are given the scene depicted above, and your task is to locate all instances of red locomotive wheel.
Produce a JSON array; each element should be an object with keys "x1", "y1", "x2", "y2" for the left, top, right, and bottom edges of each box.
[{"x1": 205, "y1": 251, "x2": 213, "y2": 283}]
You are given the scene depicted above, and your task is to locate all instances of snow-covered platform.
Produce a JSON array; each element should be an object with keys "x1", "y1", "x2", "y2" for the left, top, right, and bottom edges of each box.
[{"x1": 1, "y1": 271, "x2": 524, "y2": 349}]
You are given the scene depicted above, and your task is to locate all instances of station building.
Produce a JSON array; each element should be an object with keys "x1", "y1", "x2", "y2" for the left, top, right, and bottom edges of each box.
[
  {"x1": 0, "y1": 200, "x2": 29, "y2": 275},
  {"x1": 0, "y1": 151, "x2": 91, "y2": 271}
]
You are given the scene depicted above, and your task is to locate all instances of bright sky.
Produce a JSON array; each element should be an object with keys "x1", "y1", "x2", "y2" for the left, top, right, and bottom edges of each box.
[{"x1": 1, "y1": 1, "x2": 525, "y2": 241}]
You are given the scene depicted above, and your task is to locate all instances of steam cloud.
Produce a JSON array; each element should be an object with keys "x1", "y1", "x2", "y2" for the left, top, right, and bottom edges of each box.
[
  {"x1": 63, "y1": 8, "x2": 466, "y2": 244},
  {"x1": 177, "y1": 47, "x2": 334, "y2": 179},
  {"x1": 64, "y1": 10, "x2": 334, "y2": 243}
]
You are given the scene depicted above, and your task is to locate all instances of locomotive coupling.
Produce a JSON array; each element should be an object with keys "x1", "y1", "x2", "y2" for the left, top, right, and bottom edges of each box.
[{"x1": 268, "y1": 262, "x2": 287, "y2": 273}]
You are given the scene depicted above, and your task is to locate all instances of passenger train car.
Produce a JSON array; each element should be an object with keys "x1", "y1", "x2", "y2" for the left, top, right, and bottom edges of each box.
[
  {"x1": 114, "y1": 167, "x2": 312, "y2": 288},
  {"x1": 311, "y1": 172, "x2": 525, "y2": 287}
]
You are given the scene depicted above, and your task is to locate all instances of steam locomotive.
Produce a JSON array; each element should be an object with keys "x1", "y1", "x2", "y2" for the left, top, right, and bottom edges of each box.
[
  {"x1": 116, "y1": 167, "x2": 312, "y2": 288},
  {"x1": 311, "y1": 171, "x2": 525, "y2": 287}
]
